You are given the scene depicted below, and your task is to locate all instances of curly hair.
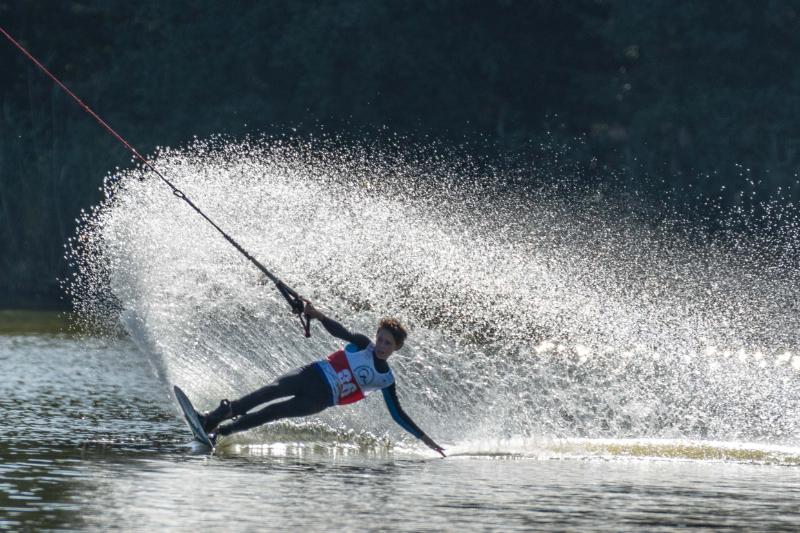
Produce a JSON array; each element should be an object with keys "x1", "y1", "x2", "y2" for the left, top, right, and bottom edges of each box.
[{"x1": 378, "y1": 317, "x2": 408, "y2": 349}]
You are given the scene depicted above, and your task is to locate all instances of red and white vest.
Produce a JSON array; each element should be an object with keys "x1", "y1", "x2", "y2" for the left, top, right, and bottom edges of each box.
[{"x1": 318, "y1": 343, "x2": 395, "y2": 405}]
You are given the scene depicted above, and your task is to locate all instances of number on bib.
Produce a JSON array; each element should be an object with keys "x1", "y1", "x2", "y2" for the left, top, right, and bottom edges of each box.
[{"x1": 340, "y1": 382, "x2": 357, "y2": 397}]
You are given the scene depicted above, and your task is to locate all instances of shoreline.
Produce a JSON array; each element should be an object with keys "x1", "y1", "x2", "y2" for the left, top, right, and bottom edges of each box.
[{"x1": 0, "y1": 309, "x2": 75, "y2": 335}]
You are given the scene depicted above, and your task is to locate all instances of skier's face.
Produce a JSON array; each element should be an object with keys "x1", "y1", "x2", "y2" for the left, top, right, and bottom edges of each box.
[{"x1": 374, "y1": 328, "x2": 399, "y2": 360}]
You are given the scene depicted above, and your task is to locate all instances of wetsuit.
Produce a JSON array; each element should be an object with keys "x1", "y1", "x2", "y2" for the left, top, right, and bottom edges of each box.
[{"x1": 216, "y1": 316, "x2": 425, "y2": 439}]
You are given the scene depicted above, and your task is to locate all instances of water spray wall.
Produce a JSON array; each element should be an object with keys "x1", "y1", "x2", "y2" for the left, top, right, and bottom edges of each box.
[{"x1": 68, "y1": 137, "x2": 800, "y2": 449}]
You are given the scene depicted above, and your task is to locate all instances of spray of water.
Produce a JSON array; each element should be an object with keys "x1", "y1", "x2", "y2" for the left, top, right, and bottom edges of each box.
[{"x1": 66, "y1": 135, "x2": 800, "y2": 456}]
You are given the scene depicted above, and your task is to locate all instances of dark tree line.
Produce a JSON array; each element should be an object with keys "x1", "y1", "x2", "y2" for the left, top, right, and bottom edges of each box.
[{"x1": 1, "y1": 0, "x2": 799, "y2": 308}]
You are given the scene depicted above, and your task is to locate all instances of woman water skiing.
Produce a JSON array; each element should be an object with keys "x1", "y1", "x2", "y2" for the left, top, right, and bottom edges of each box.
[{"x1": 197, "y1": 301, "x2": 446, "y2": 457}]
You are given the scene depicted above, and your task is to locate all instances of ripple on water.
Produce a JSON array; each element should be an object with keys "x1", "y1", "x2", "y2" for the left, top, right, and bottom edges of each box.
[{"x1": 3, "y1": 333, "x2": 800, "y2": 531}]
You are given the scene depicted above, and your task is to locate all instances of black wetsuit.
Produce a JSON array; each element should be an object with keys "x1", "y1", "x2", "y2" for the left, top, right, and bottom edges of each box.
[{"x1": 216, "y1": 316, "x2": 425, "y2": 439}]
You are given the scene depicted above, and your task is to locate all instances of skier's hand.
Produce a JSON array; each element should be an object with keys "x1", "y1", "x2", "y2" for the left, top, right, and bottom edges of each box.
[
  {"x1": 421, "y1": 435, "x2": 446, "y2": 458},
  {"x1": 303, "y1": 300, "x2": 323, "y2": 320}
]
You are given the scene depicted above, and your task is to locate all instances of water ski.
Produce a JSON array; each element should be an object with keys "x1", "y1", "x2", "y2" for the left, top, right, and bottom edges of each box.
[{"x1": 174, "y1": 385, "x2": 214, "y2": 449}]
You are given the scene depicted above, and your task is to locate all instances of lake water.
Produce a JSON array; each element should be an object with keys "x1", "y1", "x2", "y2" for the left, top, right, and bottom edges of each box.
[
  {"x1": 11, "y1": 138, "x2": 798, "y2": 531},
  {"x1": 3, "y1": 332, "x2": 800, "y2": 532}
]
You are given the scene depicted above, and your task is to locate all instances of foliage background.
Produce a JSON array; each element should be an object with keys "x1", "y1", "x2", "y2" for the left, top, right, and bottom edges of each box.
[{"x1": 1, "y1": 0, "x2": 799, "y2": 308}]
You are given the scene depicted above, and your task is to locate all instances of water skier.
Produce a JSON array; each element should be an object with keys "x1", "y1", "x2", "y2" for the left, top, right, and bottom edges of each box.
[{"x1": 198, "y1": 301, "x2": 446, "y2": 456}]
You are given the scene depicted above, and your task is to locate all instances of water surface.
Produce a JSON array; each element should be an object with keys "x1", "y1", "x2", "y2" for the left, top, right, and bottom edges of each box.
[
  {"x1": 2, "y1": 333, "x2": 800, "y2": 532},
  {"x1": 13, "y1": 138, "x2": 800, "y2": 531}
]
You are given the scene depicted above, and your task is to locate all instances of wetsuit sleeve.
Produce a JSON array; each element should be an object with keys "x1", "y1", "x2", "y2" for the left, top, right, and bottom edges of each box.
[
  {"x1": 318, "y1": 316, "x2": 371, "y2": 350},
  {"x1": 382, "y1": 384, "x2": 425, "y2": 439}
]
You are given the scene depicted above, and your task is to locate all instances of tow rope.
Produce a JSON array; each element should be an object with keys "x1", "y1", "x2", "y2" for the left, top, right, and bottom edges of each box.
[{"x1": 1, "y1": 27, "x2": 311, "y2": 337}]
